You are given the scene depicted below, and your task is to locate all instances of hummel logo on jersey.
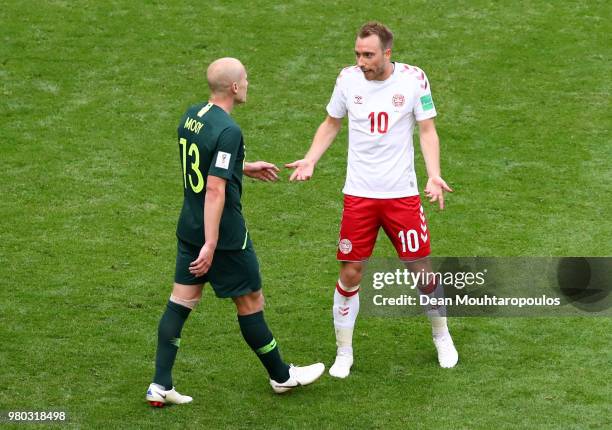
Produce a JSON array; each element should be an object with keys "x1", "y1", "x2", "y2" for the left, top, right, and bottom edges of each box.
[{"x1": 353, "y1": 95, "x2": 363, "y2": 104}]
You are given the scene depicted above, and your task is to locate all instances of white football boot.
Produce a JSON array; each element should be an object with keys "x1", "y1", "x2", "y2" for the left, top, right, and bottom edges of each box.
[
  {"x1": 146, "y1": 383, "x2": 193, "y2": 407},
  {"x1": 329, "y1": 351, "x2": 354, "y2": 379},
  {"x1": 433, "y1": 333, "x2": 459, "y2": 368},
  {"x1": 270, "y1": 363, "x2": 325, "y2": 394}
]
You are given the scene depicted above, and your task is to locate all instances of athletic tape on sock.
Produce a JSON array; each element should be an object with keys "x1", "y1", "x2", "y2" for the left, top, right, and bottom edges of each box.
[
  {"x1": 170, "y1": 294, "x2": 200, "y2": 310},
  {"x1": 335, "y1": 327, "x2": 354, "y2": 349}
]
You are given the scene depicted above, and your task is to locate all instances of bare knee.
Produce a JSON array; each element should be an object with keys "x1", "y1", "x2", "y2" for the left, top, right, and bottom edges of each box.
[
  {"x1": 340, "y1": 262, "x2": 364, "y2": 288},
  {"x1": 403, "y1": 256, "x2": 432, "y2": 274},
  {"x1": 233, "y1": 290, "x2": 264, "y2": 315},
  {"x1": 402, "y1": 257, "x2": 434, "y2": 291}
]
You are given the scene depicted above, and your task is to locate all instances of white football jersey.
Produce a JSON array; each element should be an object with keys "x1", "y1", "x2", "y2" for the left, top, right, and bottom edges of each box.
[{"x1": 326, "y1": 62, "x2": 437, "y2": 198}]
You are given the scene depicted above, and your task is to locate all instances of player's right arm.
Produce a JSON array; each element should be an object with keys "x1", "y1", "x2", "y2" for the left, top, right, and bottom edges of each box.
[
  {"x1": 286, "y1": 115, "x2": 342, "y2": 181},
  {"x1": 189, "y1": 175, "x2": 226, "y2": 277}
]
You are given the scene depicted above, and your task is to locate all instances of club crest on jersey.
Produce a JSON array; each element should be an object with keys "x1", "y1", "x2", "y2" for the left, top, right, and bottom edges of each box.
[
  {"x1": 339, "y1": 239, "x2": 352, "y2": 254},
  {"x1": 353, "y1": 95, "x2": 363, "y2": 104},
  {"x1": 392, "y1": 94, "x2": 405, "y2": 108}
]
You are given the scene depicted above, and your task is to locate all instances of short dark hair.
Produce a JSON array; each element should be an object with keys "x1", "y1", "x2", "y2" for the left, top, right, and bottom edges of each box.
[{"x1": 357, "y1": 22, "x2": 394, "y2": 50}]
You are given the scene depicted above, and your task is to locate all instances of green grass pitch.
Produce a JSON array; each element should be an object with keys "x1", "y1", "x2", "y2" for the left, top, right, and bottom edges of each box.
[{"x1": 1, "y1": 0, "x2": 610, "y2": 428}]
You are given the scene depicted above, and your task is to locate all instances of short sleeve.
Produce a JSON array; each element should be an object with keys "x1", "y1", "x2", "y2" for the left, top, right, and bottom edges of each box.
[
  {"x1": 326, "y1": 73, "x2": 347, "y2": 118},
  {"x1": 208, "y1": 126, "x2": 241, "y2": 180},
  {"x1": 413, "y1": 69, "x2": 437, "y2": 121}
]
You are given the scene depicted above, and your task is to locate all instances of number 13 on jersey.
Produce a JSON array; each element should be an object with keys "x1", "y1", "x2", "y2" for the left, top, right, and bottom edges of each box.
[{"x1": 179, "y1": 138, "x2": 204, "y2": 193}]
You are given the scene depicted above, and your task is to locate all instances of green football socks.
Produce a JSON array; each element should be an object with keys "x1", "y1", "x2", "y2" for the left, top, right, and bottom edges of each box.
[
  {"x1": 153, "y1": 300, "x2": 192, "y2": 390},
  {"x1": 238, "y1": 311, "x2": 290, "y2": 383}
]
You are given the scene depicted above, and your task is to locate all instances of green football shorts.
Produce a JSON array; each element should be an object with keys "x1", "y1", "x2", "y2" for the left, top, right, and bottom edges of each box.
[{"x1": 174, "y1": 237, "x2": 262, "y2": 298}]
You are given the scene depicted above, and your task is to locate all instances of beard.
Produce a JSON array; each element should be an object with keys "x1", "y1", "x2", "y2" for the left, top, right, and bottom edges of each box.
[{"x1": 361, "y1": 63, "x2": 387, "y2": 80}]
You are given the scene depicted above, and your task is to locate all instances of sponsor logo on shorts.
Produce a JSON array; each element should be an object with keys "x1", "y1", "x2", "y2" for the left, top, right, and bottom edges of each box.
[
  {"x1": 392, "y1": 94, "x2": 405, "y2": 108},
  {"x1": 339, "y1": 239, "x2": 352, "y2": 254}
]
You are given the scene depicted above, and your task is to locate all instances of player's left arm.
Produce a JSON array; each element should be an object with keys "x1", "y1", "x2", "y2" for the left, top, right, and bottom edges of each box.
[
  {"x1": 417, "y1": 118, "x2": 453, "y2": 210},
  {"x1": 243, "y1": 161, "x2": 280, "y2": 182}
]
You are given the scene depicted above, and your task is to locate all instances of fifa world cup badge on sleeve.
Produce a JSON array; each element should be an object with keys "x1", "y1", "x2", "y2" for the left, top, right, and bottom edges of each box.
[{"x1": 216, "y1": 151, "x2": 231, "y2": 169}]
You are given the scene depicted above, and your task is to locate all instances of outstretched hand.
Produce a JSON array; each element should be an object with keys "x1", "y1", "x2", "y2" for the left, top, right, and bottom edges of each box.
[
  {"x1": 244, "y1": 161, "x2": 279, "y2": 182},
  {"x1": 424, "y1": 176, "x2": 453, "y2": 210},
  {"x1": 285, "y1": 159, "x2": 315, "y2": 181}
]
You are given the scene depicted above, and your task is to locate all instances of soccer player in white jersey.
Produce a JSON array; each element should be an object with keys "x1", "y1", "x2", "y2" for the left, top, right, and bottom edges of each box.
[{"x1": 286, "y1": 22, "x2": 458, "y2": 378}]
